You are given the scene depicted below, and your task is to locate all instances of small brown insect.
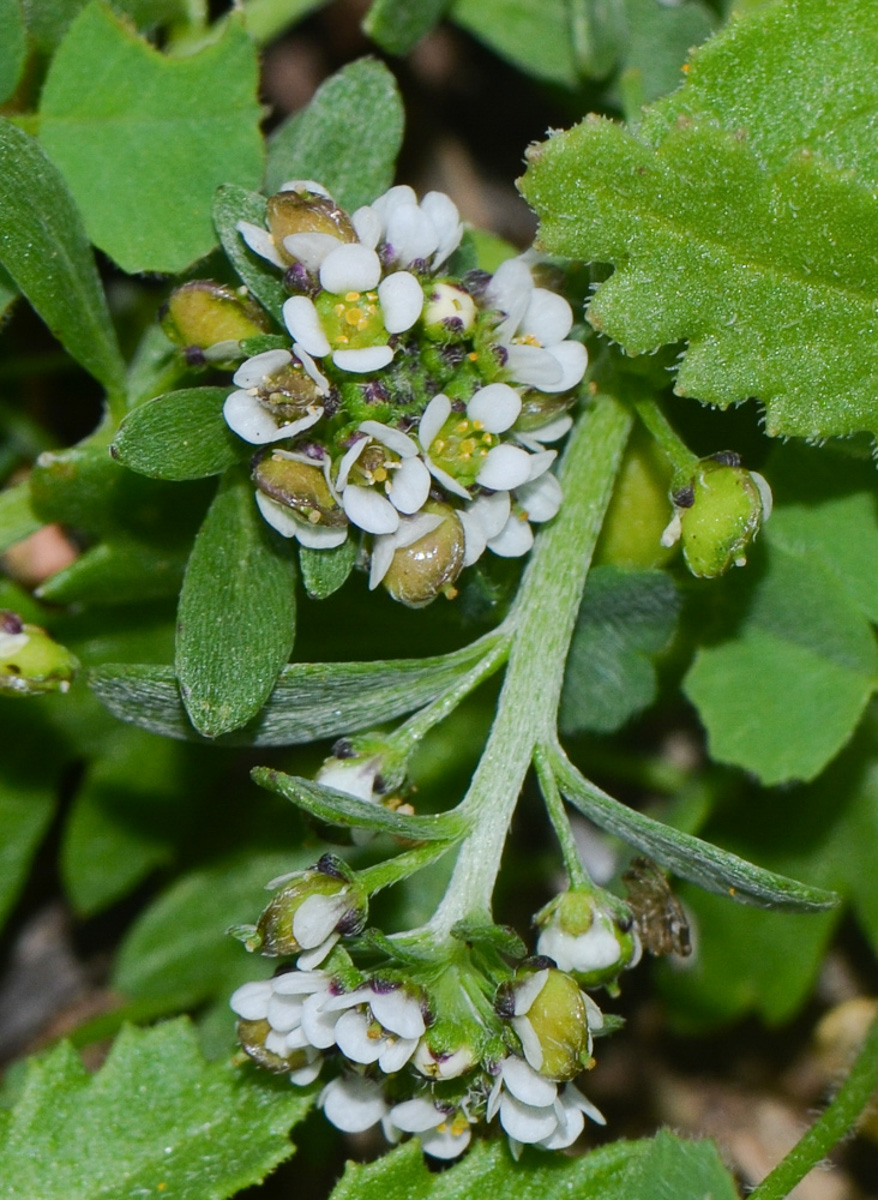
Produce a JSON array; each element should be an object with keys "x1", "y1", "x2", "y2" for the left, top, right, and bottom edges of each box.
[{"x1": 622, "y1": 857, "x2": 692, "y2": 958}]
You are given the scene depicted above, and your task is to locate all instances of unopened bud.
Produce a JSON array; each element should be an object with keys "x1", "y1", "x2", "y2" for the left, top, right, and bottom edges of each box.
[
  {"x1": 253, "y1": 453, "x2": 346, "y2": 528},
  {"x1": 253, "y1": 857, "x2": 367, "y2": 959},
  {"x1": 0, "y1": 612, "x2": 78, "y2": 695},
  {"x1": 422, "y1": 283, "x2": 477, "y2": 339},
  {"x1": 161, "y1": 281, "x2": 270, "y2": 349},
  {"x1": 382, "y1": 502, "x2": 465, "y2": 608},
  {"x1": 666, "y1": 454, "x2": 772, "y2": 578},
  {"x1": 504, "y1": 965, "x2": 594, "y2": 1080},
  {"x1": 535, "y1": 890, "x2": 639, "y2": 988},
  {"x1": 267, "y1": 191, "x2": 357, "y2": 266},
  {"x1": 237, "y1": 1017, "x2": 317, "y2": 1075}
]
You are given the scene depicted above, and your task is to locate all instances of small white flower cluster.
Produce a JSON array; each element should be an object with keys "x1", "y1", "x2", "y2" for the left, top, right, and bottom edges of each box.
[{"x1": 216, "y1": 180, "x2": 588, "y2": 603}]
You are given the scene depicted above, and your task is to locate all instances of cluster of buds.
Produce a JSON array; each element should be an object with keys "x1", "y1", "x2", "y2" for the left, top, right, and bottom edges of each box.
[
  {"x1": 230, "y1": 863, "x2": 644, "y2": 1159},
  {"x1": 166, "y1": 182, "x2": 587, "y2": 606}
]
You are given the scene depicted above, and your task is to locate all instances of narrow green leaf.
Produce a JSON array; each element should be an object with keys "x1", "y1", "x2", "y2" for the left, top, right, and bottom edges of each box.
[
  {"x1": 39, "y1": 3, "x2": 264, "y2": 273},
  {"x1": 0, "y1": 481, "x2": 43, "y2": 555},
  {"x1": 112, "y1": 387, "x2": 249, "y2": 481},
  {"x1": 0, "y1": 119, "x2": 125, "y2": 393},
  {"x1": 299, "y1": 538, "x2": 356, "y2": 599},
  {"x1": 176, "y1": 467, "x2": 297, "y2": 737},
  {"x1": 37, "y1": 538, "x2": 189, "y2": 605},
  {"x1": 0, "y1": 786, "x2": 56, "y2": 932},
  {"x1": 214, "y1": 184, "x2": 287, "y2": 321},
  {"x1": 252, "y1": 768, "x2": 471, "y2": 841},
  {"x1": 0, "y1": 1019, "x2": 311, "y2": 1200},
  {"x1": 89, "y1": 632, "x2": 501, "y2": 744},
  {"x1": 266, "y1": 58, "x2": 404, "y2": 208},
  {"x1": 551, "y1": 745, "x2": 840, "y2": 912},
  {"x1": 0, "y1": 0, "x2": 27, "y2": 104},
  {"x1": 363, "y1": 0, "x2": 450, "y2": 55},
  {"x1": 451, "y1": 0, "x2": 579, "y2": 88}
]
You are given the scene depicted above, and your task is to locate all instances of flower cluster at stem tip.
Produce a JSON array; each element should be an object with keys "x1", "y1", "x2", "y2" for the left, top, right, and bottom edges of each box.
[
  {"x1": 166, "y1": 181, "x2": 587, "y2": 607},
  {"x1": 229, "y1": 856, "x2": 642, "y2": 1160}
]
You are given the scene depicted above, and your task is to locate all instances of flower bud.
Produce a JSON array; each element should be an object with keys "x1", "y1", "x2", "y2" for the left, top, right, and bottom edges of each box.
[
  {"x1": 0, "y1": 612, "x2": 78, "y2": 695},
  {"x1": 382, "y1": 502, "x2": 465, "y2": 608},
  {"x1": 267, "y1": 190, "x2": 357, "y2": 266},
  {"x1": 252, "y1": 856, "x2": 367, "y2": 961},
  {"x1": 668, "y1": 454, "x2": 772, "y2": 578},
  {"x1": 535, "y1": 890, "x2": 639, "y2": 988},
  {"x1": 253, "y1": 452, "x2": 346, "y2": 528},
  {"x1": 236, "y1": 1017, "x2": 319, "y2": 1076},
  {"x1": 422, "y1": 283, "x2": 477, "y2": 340},
  {"x1": 503, "y1": 965, "x2": 594, "y2": 1080},
  {"x1": 160, "y1": 281, "x2": 270, "y2": 349},
  {"x1": 413, "y1": 1019, "x2": 478, "y2": 1080}
]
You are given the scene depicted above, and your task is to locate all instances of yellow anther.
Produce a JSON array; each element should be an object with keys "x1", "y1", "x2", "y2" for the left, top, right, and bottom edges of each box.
[
  {"x1": 455, "y1": 420, "x2": 471, "y2": 434},
  {"x1": 433, "y1": 439, "x2": 446, "y2": 454},
  {"x1": 374, "y1": 467, "x2": 388, "y2": 483},
  {"x1": 307, "y1": 511, "x2": 321, "y2": 524},
  {"x1": 344, "y1": 308, "x2": 362, "y2": 326},
  {"x1": 334, "y1": 302, "x2": 346, "y2": 316},
  {"x1": 472, "y1": 420, "x2": 484, "y2": 431},
  {"x1": 344, "y1": 291, "x2": 361, "y2": 302},
  {"x1": 460, "y1": 438, "x2": 476, "y2": 456},
  {"x1": 468, "y1": 351, "x2": 478, "y2": 361}
]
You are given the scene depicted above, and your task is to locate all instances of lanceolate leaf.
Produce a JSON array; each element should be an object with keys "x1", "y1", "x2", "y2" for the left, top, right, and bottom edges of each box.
[
  {"x1": 550, "y1": 743, "x2": 839, "y2": 912},
  {"x1": 0, "y1": 1020, "x2": 311, "y2": 1200},
  {"x1": 265, "y1": 58, "x2": 405, "y2": 209},
  {"x1": 176, "y1": 467, "x2": 297, "y2": 738},
  {"x1": 89, "y1": 632, "x2": 504, "y2": 745},
  {"x1": 0, "y1": 119, "x2": 125, "y2": 394},
  {"x1": 298, "y1": 539, "x2": 357, "y2": 599},
  {"x1": 112, "y1": 388, "x2": 249, "y2": 481}
]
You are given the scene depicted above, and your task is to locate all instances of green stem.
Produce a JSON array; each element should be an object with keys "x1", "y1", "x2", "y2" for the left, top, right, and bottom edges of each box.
[
  {"x1": 534, "y1": 743, "x2": 589, "y2": 890},
  {"x1": 426, "y1": 395, "x2": 633, "y2": 937},
  {"x1": 750, "y1": 1005, "x2": 878, "y2": 1200},
  {"x1": 633, "y1": 396, "x2": 698, "y2": 485},
  {"x1": 358, "y1": 841, "x2": 457, "y2": 895}
]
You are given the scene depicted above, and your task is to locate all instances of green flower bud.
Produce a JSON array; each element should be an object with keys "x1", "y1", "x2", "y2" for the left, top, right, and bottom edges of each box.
[
  {"x1": 672, "y1": 454, "x2": 772, "y2": 578},
  {"x1": 382, "y1": 502, "x2": 466, "y2": 608},
  {"x1": 266, "y1": 190, "x2": 357, "y2": 266},
  {"x1": 0, "y1": 612, "x2": 78, "y2": 695},
  {"x1": 160, "y1": 281, "x2": 270, "y2": 349},
  {"x1": 505, "y1": 965, "x2": 592, "y2": 1080},
  {"x1": 535, "y1": 890, "x2": 639, "y2": 988},
  {"x1": 253, "y1": 452, "x2": 347, "y2": 528},
  {"x1": 251, "y1": 855, "x2": 368, "y2": 959}
]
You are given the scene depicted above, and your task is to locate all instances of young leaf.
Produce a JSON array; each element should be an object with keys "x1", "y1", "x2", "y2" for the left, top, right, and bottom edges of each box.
[
  {"x1": 89, "y1": 632, "x2": 502, "y2": 744},
  {"x1": 0, "y1": 0, "x2": 26, "y2": 105},
  {"x1": 252, "y1": 768, "x2": 470, "y2": 841},
  {"x1": 363, "y1": 0, "x2": 451, "y2": 56},
  {"x1": 0, "y1": 481, "x2": 43, "y2": 555},
  {"x1": 265, "y1": 58, "x2": 405, "y2": 209},
  {"x1": 451, "y1": 0, "x2": 578, "y2": 88},
  {"x1": 519, "y1": 0, "x2": 878, "y2": 440},
  {"x1": 38, "y1": 4, "x2": 264, "y2": 274},
  {"x1": 550, "y1": 744, "x2": 840, "y2": 912},
  {"x1": 560, "y1": 566, "x2": 679, "y2": 735},
  {"x1": 0, "y1": 119, "x2": 125, "y2": 394},
  {"x1": 213, "y1": 184, "x2": 288, "y2": 321},
  {"x1": 112, "y1": 387, "x2": 249, "y2": 481},
  {"x1": 299, "y1": 539, "x2": 357, "y2": 599},
  {"x1": 176, "y1": 467, "x2": 297, "y2": 737},
  {"x1": 0, "y1": 1020, "x2": 311, "y2": 1200}
]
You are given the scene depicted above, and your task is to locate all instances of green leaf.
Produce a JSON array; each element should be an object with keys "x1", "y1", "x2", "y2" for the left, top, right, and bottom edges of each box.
[
  {"x1": 39, "y1": 3, "x2": 264, "y2": 274},
  {"x1": 519, "y1": 0, "x2": 878, "y2": 440},
  {"x1": 0, "y1": 1019, "x2": 311, "y2": 1200},
  {"x1": 615, "y1": 1128, "x2": 739, "y2": 1200},
  {"x1": 0, "y1": 0, "x2": 26, "y2": 105},
  {"x1": 451, "y1": 0, "x2": 578, "y2": 88},
  {"x1": 265, "y1": 58, "x2": 405, "y2": 209},
  {"x1": 176, "y1": 468, "x2": 297, "y2": 737},
  {"x1": 0, "y1": 119, "x2": 125, "y2": 394},
  {"x1": 36, "y1": 538, "x2": 190, "y2": 605},
  {"x1": 363, "y1": 0, "x2": 451, "y2": 56},
  {"x1": 0, "y1": 785, "x2": 56, "y2": 932},
  {"x1": 89, "y1": 631, "x2": 503, "y2": 744},
  {"x1": 0, "y1": 481, "x2": 43, "y2": 556},
  {"x1": 299, "y1": 538, "x2": 356, "y2": 599},
  {"x1": 112, "y1": 387, "x2": 249, "y2": 481},
  {"x1": 213, "y1": 184, "x2": 287, "y2": 321},
  {"x1": 22, "y1": 0, "x2": 191, "y2": 54},
  {"x1": 612, "y1": 0, "x2": 716, "y2": 112},
  {"x1": 561, "y1": 566, "x2": 679, "y2": 735},
  {"x1": 551, "y1": 744, "x2": 840, "y2": 912},
  {"x1": 684, "y1": 546, "x2": 878, "y2": 784},
  {"x1": 240, "y1": 0, "x2": 330, "y2": 43},
  {"x1": 252, "y1": 768, "x2": 470, "y2": 841},
  {"x1": 114, "y1": 851, "x2": 308, "y2": 1009}
]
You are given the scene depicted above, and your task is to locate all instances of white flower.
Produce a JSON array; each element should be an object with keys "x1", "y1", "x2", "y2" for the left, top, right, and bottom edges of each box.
[
  {"x1": 335, "y1": 422, "x2": 432, "y2": 536},
  {"x1": 230, "y1": 970, "x2": 333, "y2": 1083},
  {"x1": 538, "y1": 911, "x2": 633, "y2": 976},
  {"x1": 412, "y1": 1041, "x2": 476, "y2": 1080},
  {"x1": 223, "y1": 349, "x2": 326, "y2": 445},
  {"x1": 388, "y1": 1096, "x2": 472, "y2": 1160},
  {"x1": 353, "y1": 185, "x2": 463, "y2": 271},
  {"x1": 320, "y1": 1074, "x2": 389, "y2": 1133},
  {"x1": 487, "y1": 257, "x2": 587, "y2": 394},
  {"x1": 314, "y1": 981, "x2": 426, "y2": 1073},
  {"x1": 487, "y1": 1057, "x2": 605, "y2": 1153}
]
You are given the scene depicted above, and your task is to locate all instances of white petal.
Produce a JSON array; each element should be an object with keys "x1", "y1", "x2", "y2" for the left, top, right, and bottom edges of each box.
[
  {"x1": 321, "y1": 1075, "x2": 387, "y2": 1133},
  {"x1": 332, "y1": 345, "x2": 395, "y2": 372},
  {"x1": 526, "y1": 448, "x2": 557, "y2": 481},
  {"x1": 418, "y1": 393, "x2": 452, "y2": 451},
  {"x1": 385, "y1": 202, "x2": 438, "y2": 264},
  {"x1": 237, "y1": 220, "x2": 284, "y2": 268},
  {"x1": 293, "y1": 521, "x2": 348, "y2": 550},
  {"x1": 421, "y1": 1123, "x2": 471, "y2": 1160},
  {"x1": 335, "y1": 436, "x2": 369, "y2": 491},
  {"x1": 300, "y1": 994, "x2": 341, "y2": 1049},
  {"x1": 370, "y1": 988, "x2": 426, "y2": 1039},
  {"x1": 467, "y1": 383, "x2": 522, "y2": 433},
  {"x1": 343, "y1": 485, "x2": 400, "y2": 534},
  {"x1": 283, "y1": 296, "x2": 330, "y2": 356},
  {"x1": 378, "y1": 271, "x2": 424, "y2": 333},
  {"x1": 224, "y1": 391, "x2": 283, "y2": 444},
  {"x1": 539, "y1": 1104, "x2": 584, "y2": 1150},
  {"x1": 388, "y1": 456, "x2": 431, "y2": 514},
  {"x1": 255, "y1": 492, "x2": 303, "y2": 538},
  {"x1": 272, "y1": 971, "x2": 331, "y2": 996},
  {"x1": 468, "y1": 490, "x2": 512, "y2": 539},
  {"x1": 266, "y1": 993, "x2": 305, "y2": 1033},
  {"x1": 393, "y1": 511, "x2": 444, "y2": 549},
  {"x1": 512, "y1": 1015, "x2": 544, "y2": 1070},
  {"x1": 426, "y1": 458, "x2": 471, "y2": 500},
  {"x1": 265, "y1": 1028, "x2": 290, "y2": 1056},
  {"x1": 516, "y1": 415, "x2": 574, "y2": 448},
  {"x1": 513, "y1": 971, "x2": 549, "y2": 1018},
  {"x1": 457, "y1": 509, "x2": 488, "y2": 568},
  {"x1": 585, "y1": 993, "x2": 605, "y2": 1033},
  {"x1": 292, "y1": 892, "x2": 347, "y2": 949},
  {"x1": 232, "y1": 349, "x2": 292, "y2": 388},
  {"x1": 369, "y1": 533, "x2": 397, "y2": 589},
  {"x1": 522, "y1": 288, "x2": 574, "y2": 346},
  {"x1": 752, "y1": 470, "x2": 773, "y2": 520},
  {"x1": 499, "y1": 1094, "x2": 558, "y2": 1143},
  {"x1": 317, "y1": 758, "x2": 379, "y2": 802},
  {"x1": 505, "y1": 344, "x2": 565, "y2": 389},
  {"x1": 378, "y1": 1035, "x2": 418, "y2": 1073},
  {"x1": 293, "y1": 343, "x2": 330, "y2": 392},
  {"x1": 422, "y1": 191, "x2": 463, "y2": 267},
  {"x1": 278, "y1": 178, "x2": 332, "y2": 198},
  {"x1": 296, "y1": 934, "x2": 339, "y2": 970},
  {"x1": 335, "y1": 1009, "x2": 383, "y2": 1063},
  {"x1": 476, "y1": 443, "x2": 533, "y2": 491},
  {"x1": 515, "y1": 472, "x2": 562, "y2": 522},
  {"x1": 289, "y1": 1058, "x2": 323, "y2": 1086},
  {"x1": 541, "y1": 340, "x2": 588, "y2": 393},
  {"x1": 319, "y1": 243, "x2": 382, "y2": 293},
  {"x1": 282, "y1": 231, "x2": 343, "y2": 272},
  {"x1": 562, "y1": 1082, "x2": 607, "y2": 1126},
  {"x1": 487, "y1": 256, "x2": 533, "y2": 337},
  {"x1": 390, "y1": 1097, "x2": 442, "y2": 1133},
  {"x1": 488, "y1": 514, "x2": 534, "y2": 558},
  {"x1": 358, "y1": 420, "x2": 417, "y2": 457},
  {"x1": 230, "y1": 980, "x2": 271, "y2": 1021},
  {"x1": 352, "y1": 205, "x2": 383, "y2": 248},
  {"x1": 502, "y1": 1056, "x2": 557, "y2": 1106},
  {"x1": 372, "y1": 185, "x2": 417, "y2": 219}
]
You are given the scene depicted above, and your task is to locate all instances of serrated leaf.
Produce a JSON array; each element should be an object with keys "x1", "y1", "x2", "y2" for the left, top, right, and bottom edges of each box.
[
  {"x1": 363, "y1": 0, "x2": 450, "y2": 55},
  {"x1": 253, "y1": 768, "x2": 470, "y2": 841},
  {"x1": 0, "y1": 0, "x2": 26, "y2": 105},
  {"x1": 176, "y1": 467, "x2": 297, "y2": 737},
  {"x1": 213, "y1": 184, "x2": 288, "y2": 321},
  {"x1": 551, "y1": 744, "x2": 839, "y2": 912},
  {"x1": 112, "y1": 387, "x2": 249, "y2": 481},
  {"x1": 684, "y1": 546, "x2": 878, "y2": 784},
  {"x1": 561, "y1": 566, "x2": 679, "y2": 735},
  {"x1": 618, "y1": 1128, "x2": 739, "y2": 1200},
  {"x1": 38, "y1": 3, "x2": 264, "y2": 274},
  {"x1": 0, "y1": 481, "x2": 42, "y2": 555},
  {"x1": 299, "y1": 538, "x2": 357, "y2": 599},
  {"x1": 520, "y1": 0, "x2": 878, "y2": 441},
  {"x1": 451, "y1": 0, "x2": 578, "y2": 88},
  {"x1": 0, "y1": 1019, "x2": 310, "y2": 1200},
  {"x1": 0, "y1": 118, "x2": 125, "y2": 394},
  {"x1": 265, "y1": 58, "x2": 404, "y2": 209},
  {"x1": 0, "y1": 786, "x2": 56, "y2": 932},
  {"x1": 89, "y1": 632, "x2": 503, "y2": 744}
]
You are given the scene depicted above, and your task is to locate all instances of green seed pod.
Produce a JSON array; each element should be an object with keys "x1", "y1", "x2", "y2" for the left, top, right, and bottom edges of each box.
[
  {"x1": 161, "y1": 281, "x2": 270, "y2": 348},
  {"x1": 513, "y1": 966, "x2": 591, "y2": 1080},
  {"x1": 514, "y1": 390, "x2": 574, "y2": 433},
  {"x1": 0, "y1": 612, "x2": 78, "y2": 695},
  {"x1": 382, "y1": 503, "x2": 466, "y2": 608},
  {"x1": 267, "y1": 191, "x2": 357, "y2": 266},
  {"x1": 678, "y1": 454, "x2": 772, "y2": 578},
  {"x1": 253, "y1": 453, "x2": 347, "y2": 528}
]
